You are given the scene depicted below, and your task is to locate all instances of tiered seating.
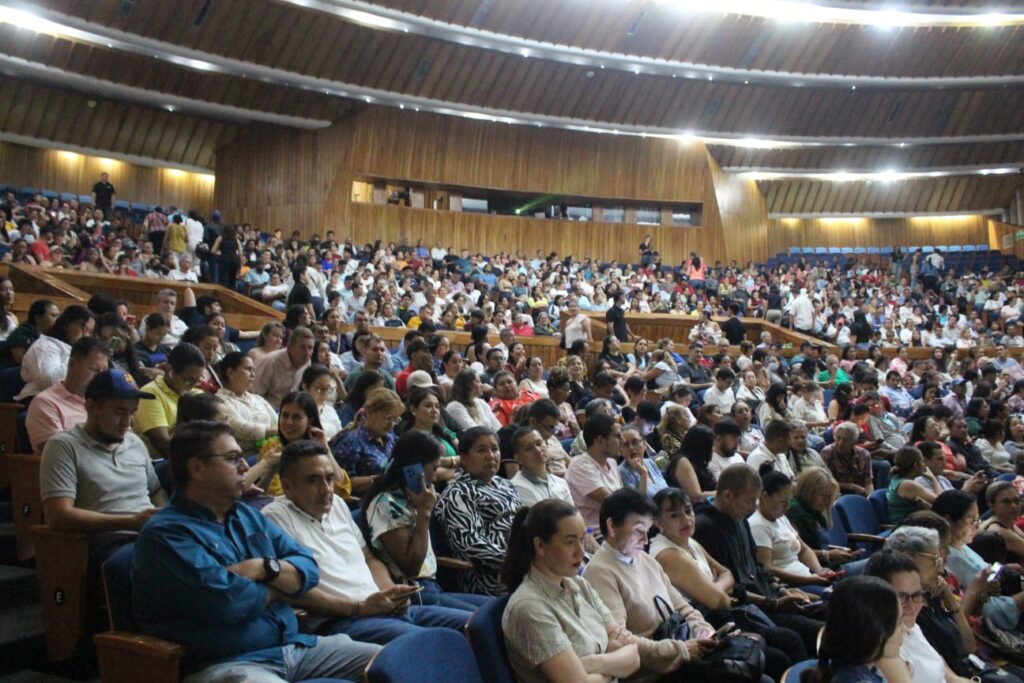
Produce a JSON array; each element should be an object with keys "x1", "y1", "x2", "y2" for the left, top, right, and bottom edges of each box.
[
  {"x1": 0, "y1": 183, "x2": 161, "y2": 226},
  {"x1": 767, "y1": 244, "x2": 1019, "y2": 272}
]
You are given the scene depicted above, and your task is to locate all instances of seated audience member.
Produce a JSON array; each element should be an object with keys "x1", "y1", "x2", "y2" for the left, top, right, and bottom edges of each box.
[
  {"x1": 332, "y1": 387, "x2": 402, "y2": 494},
  {"x1": 300, "y1": 364, "x2": 343, "y2": 441},
  {"x1": 135, "y1": 342, "x2": 205, "y2": 459},
  {"x1": 566, "y1": 414, "x2": 624, "y2": 530},
  {"x1": 618, "y1": 424, "x2": 668, "y2": 497},
  {"x1": 337, "y1": 369, "x2": 385, "y2": 428},
  {"x1": 523, "y1": 398, "x2": 572, "y2": 477},
  {"x1": 0, "y1": 298, "x2": 57, "y2": 368},
  {"x1": 216, "y1": 351, "x2": 278, "y2": 454},
  {"x1": 887, "y1": 446, "x2": 943, "y2": 525},
  {"x1": 489, "y1": 369, "x2": 541, "y2": 426},
  {"x1": 787, "y1": 421, "x2": 826, "y2": 474},
  {"x1": 749, "y1": 470, "x2": 838, "y2": 592},
  {"x1": 177, "y1": 391, "x2": 231, "y2": 426},
  {"x1": 134, "y1": 312, "x2": 171, "y2": 370},
  {"x1": 446, "y1": 368, "x2": 502, "y2": 432},
  {"x1": 693, "y1": 464, "x2": 824, "y2": 654},
  {"x1": 979, "y1": 481, "x2": 1024, "y2": 561},
  {"x1": 343, "y1": 335, "x2": 396, "y2": 393},
  {"x1": 262, "y1": 439, "x2": 472, "y2": 643},
  {"x1": 261, "y1": 391, "x2": 350, "y2": 499},
  {"x1": 510, "y1": 426, "x2": 573, "y2": 507},
  {"x1": 393, "y1": 339, "x2": 432, "y2": 398},
  {"x1": 138, "y1": 288, "x2": 188, "y2": 346},
  {"x1": 363, "y1": 431, "x2": 489, "y2": 610},
  {"x1": 664, "y1": 424, "x2": 717, "y2": 502},
  {"x1": 932, "y1": 490, "x2": 1024, "y2": 629},
  {"x1": 545, "y1": 370, "x2": 580, "y2": 439},
  {"x1": 822, "y1": 420, "x2": 875, "y2": 496},
  {"x1": 732, "y1": 400, "x2": 765, "y2": 457},
  {"x1": 501, "y1": 499, "x2": 641, "y2": 683},
  {"x1": 651, "y1": 488, "x2": 806, "y2": 679},
  {"x1": 16, "y1": 304, "x2": 94, "y2": 400},
  {"x1": 132, "y1": 422, "x2": 381, "y2": 681},
  {"x1": 702, "y1": 367, "x2": 737, "y2": 413},
  {"x1": 747, "y1": 419, "x2": 796, "y2": 479},
  {"x1": 248, "y1": 321, "x2": 286, "y2": 363},
  {"x1": 915, "y1": 440, "x2": 986, "y2": 495},
  {"x1": 40, "y1": 369, "x2": 165, "y2": 628},
  {"x1": 708, "y1": 418, "x2": 744, "y2": 480},
  {"x1": 434, "y1": 427, "x2": 521, "y2": 595},
  {"x1": 254, "y1": 325, "x2": 315, "y2": 408},
  {"x1": 975, "y1": 419, "x2": 1014, "y2": 473},
  {"x1": 865, "y1": 549, "x2": 978, "y2": 683},
  {"x1": 186, "y1": 324, "x2": 225, "y2": 393},
  {"x1": 657, "y1": 402, "x2": 691, "y2": 457},
  {"x1": 785, "y1": 467, "x2": 859, "y2": 567},
  {"x1": 399, "y1": 387, "x2": 460, "y2": 473},
  {"x1": 883, "y1": 517, "x2": 1015, "y2": 681},
  {"x1": 568, "y1": 398, "x2": 617, "y2": 457},
  {"x1": 27, "y1": 337, "x2": 108, "y2": 454},
  {"x1": 802, "y1": 576, "x2": 906, "y2": 683},
  {"x1": 583, "y1": 489, "x2": 725, "y2": 680},
  {"x1": 945, "y1": 416, "x2": 994, "y2": 479}
]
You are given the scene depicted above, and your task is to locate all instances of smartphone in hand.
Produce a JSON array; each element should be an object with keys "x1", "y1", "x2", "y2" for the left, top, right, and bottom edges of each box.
[{"x1": 403, "y1": 463, "x2": 424, "y2": 493}]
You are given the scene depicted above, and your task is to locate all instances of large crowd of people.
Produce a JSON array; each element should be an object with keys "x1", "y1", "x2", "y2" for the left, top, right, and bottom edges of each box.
[{"x1": 6, "y1": 181, "x2": 1024, "y2": 681}]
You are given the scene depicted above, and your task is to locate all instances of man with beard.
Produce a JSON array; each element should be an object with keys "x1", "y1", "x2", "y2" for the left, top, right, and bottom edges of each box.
[{"x1": 708, "y1": 418, "x2": 744, "y2": 480}]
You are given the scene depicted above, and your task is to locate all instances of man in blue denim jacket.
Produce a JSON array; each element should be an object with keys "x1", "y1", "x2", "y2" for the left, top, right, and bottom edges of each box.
[{"x1": 132, "y1": 420, "x2": 381, "y2": 682}]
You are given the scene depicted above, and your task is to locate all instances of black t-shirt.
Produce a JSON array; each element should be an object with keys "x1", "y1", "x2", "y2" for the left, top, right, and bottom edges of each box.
[
  {"x1": 606, "y1": 305, "x2": 628, "y2": 342},
  {"x1": 287, "y1": 282, "x2": 313, "y2": 308},
  {"x1": 722, "y1": 316, "x2": 747, "y2": 345},
  {"x1": 93, "y1": 181, "x2": 115, "y2": 208}
]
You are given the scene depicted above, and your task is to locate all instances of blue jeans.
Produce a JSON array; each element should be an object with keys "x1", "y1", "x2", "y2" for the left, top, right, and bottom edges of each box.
[
  {"x1": 414, "y1": 578, "x2": 492, "y2": 611},
  {"x1": 319, "y1": 604, "x2": 471, "y2": 645},
  {"x1": 183, "y1": 633, "x2": 379, "y2": 683}
]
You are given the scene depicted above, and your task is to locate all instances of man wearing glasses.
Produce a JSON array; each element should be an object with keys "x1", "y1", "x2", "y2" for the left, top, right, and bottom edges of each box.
[{"x1": 132, "y1": 421, "x2": 382, "y2": 682}]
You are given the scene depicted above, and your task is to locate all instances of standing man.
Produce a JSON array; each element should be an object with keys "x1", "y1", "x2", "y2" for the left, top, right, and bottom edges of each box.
[
  {"x1": 787, "y1": 289, "x2": 815, "y2": 336},
  {"x1": 92, "y1": 171, "x2": 116, "y2": 220}
]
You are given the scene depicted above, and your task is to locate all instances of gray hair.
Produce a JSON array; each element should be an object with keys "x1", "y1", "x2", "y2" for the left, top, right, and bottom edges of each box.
[
  {"x1": 584, "y1": 398, "x2": 615, "y2": 418},
  {"x1": 833, "y1": 421, "x2": 860, "y2": 442},
  {"x1": 884, "y1": 526, "x2": 940, "y2": 556}
]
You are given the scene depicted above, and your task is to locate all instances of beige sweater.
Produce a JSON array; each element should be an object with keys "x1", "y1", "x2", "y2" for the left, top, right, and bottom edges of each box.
[{"x1": 583, "y1": 543, "x2": 713, "y2": 679}]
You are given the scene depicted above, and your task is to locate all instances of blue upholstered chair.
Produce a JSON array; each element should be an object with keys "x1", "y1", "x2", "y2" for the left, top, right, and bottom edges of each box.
[
  {"x1": 465, "y1": 595, "x2": 515, "y2": 683},
  {"x1": 365, "y1": 628, "x2": 483, "y2": 683}
]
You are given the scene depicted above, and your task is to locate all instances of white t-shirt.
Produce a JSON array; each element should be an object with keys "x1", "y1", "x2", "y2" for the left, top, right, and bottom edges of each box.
[
  {"x1": 900, "y1": 623, "x2": 947, "y2": 683},
  {"x1": 747, "y1": 443, "x2": 796, "y2": 480},
  {"x1": 566, "y1": 453, "x2": 623, "y2": 529},
  {"x1": 702, "y1": 385, "x2": 736, "y2": 413},
  {"x1": 709, "y1": 451, "x2": 744, "y2": 480},
  {"x1": 648, "y1": 534, "x2": 715, "y2": 584},
  {"x1": 510, "y1": 470, "x2": 573, "y2": 508},
  {"x1": 748, "y1": 510, "x2": 811, "y2": 577}
]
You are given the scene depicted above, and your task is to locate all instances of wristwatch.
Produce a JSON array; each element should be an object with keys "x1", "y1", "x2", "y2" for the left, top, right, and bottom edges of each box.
[{"x1": 262, "y1": 557, "x2": 281, "y2": 585}]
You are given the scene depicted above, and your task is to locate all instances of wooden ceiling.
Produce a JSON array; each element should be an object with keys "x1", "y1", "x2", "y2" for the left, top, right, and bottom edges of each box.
[{"x1": 1, "y1": 0, "x2": 1021, "y2": 213}]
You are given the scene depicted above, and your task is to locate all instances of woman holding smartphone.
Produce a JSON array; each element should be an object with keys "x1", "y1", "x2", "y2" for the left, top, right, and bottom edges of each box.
[{"x1": 363, "y1": 430, "x2": 489, "y2": 611}]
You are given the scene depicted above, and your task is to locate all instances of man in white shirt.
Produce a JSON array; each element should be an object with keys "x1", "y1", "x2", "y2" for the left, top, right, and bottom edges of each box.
[
  {"x1": 708, "y1": 419, "x2": 744, "y2": 480},
  {"x1": 169, "y1": 255, "x2": 199, "y2": 282},
  {"x1": 746, "y1": 420, "x2": 795, "y2": 480},
  {"x1": 510, "y1": 427, "x2": 572, "y2": 507},
  {"x1": 702, "y1": 368, "x2": 736, "y2": 414},
  {"x1": 788, "y1": 289, "x2": 815, "y2": 335},
  {"x1": 566, "y1": 414, "x2": 623, "y2": 529},
  {"x1": 138, "y1": 289, "x2": 188, "y2": 347},
  {"x1": 262, "y1": 440, "x2": 472, "y2": 644}
]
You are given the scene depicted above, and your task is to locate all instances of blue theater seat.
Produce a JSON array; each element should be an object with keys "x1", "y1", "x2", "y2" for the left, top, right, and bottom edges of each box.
[
  {"x1": 465, "y1": 596, "x2": 515, "y2": 683},
  {"x1": 366, "y1": 628, "x2": 483, "y2": 683}
]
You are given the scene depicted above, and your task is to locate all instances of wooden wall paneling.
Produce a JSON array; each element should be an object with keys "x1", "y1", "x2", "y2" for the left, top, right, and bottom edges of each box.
[{"x1": 765, "y1": 215, "x2": 994, "y2": 255}]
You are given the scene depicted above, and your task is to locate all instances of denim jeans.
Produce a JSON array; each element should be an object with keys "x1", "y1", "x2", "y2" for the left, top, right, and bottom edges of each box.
[
  {"x1": 414, "y1": 578, "x2": 492, "y2": 611},
  {"x1": 183, "y1": 633, "x2": 380, "y2": 683},
  {"x1": 318, "y1": 604, "x2": 472, "y2": 645}
]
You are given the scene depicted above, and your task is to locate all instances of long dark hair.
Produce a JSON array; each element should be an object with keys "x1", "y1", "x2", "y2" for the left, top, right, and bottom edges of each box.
[
  {"x1": 278, "y1": 391, "x2": 322, "y2": 445},
  {"x1": 503, "y1": 500, "x2": 578, "y2": 592},
  {"x1": 362, "y1": 430, "x2": 444, "y2": 514},
  {"x1": 803, "y1": 576, "x2": 900, "y2": 683},
  {"x1": 25, "y1": 299, "x2": 55, "y2": 328},
  {"x1": 342, "y1": 369, "x2": 384, "y2": 410},
  {"x1": 48, "y1": 304, "x2": 94, "y2": 344}
]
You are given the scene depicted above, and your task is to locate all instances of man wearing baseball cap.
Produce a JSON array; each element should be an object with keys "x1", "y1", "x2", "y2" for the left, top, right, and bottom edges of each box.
[{"x1": 40, "y1": 368, "x2": 167, "y2": 632}]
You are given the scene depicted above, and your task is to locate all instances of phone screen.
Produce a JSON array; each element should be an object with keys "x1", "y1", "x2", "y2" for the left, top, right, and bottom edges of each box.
[{"x1": 712, "y1": 622, "x2": 735, "y2": 640}]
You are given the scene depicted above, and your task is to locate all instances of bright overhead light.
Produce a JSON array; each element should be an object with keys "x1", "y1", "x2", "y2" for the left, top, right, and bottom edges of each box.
[
  {"x1": 739, "y1": 165, "x2": 1022, "y2": 182},
  {"x1": 651, "y1": 0, "x2": 1024, "y2": 27}
]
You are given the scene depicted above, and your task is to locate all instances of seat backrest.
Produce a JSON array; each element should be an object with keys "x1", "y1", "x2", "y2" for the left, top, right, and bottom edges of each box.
[
  {"x1": 782, "y1": 659, "x2": 818, "y2": 683},
  {"x1": 429, "y1": 513, "x2": 452, "y2": 557},
  {"x1": 366, "y1": 628, "x2": 483, "y2": 683},
  {"x1": 102, "y1": 543, "x2": 138, "y2": 631},
  {"x1": 869, "y1": 489, "x2": 889, "y2": 525},
  {"x1": 153, "y1": 458, "x2": 174, "y2": 494},
  {"x1": 0, "y1": 366, "x2": 26, "y2": 403},
  {"x1": 465, "y1": 596, "x2": 514, "y2": 683},
  {"x1": 835, "y1": 494, "x2": 880, "y2": 536}
]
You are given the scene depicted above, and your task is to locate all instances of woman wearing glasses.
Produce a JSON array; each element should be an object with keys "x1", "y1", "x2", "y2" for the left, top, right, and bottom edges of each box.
[
  {"x1": 300, "y1": 364, "x2": 343, "y2": 441},
  {"x1": 332, "y1": 387, "x2": 403, "y2": 495},
  {"x1": 864, "y1": 546, "x2": 973, "y2": 683}
]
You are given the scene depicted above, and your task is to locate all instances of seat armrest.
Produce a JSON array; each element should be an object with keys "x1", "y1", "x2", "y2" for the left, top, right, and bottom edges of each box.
[
  {"x1": 438, "y1": 557, "x2": 474, "y2": 571},
  {"x1": 94, "y1": 631, "x2": 182, "y2": 683},
  {"x1": 846, "y1": 533, "x2": 886, "y2": 544}
]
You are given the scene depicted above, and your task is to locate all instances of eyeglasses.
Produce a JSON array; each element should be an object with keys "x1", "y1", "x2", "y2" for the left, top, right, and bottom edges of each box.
[
  {"x1": 996, "y1": 498, "x2": 1023, "y2": 506},
  {"x1": 310, "y1": 385, "x2": 332, "y2": 395},
  {"x1": 898, "y1": 590, "x2": 926, "y2": 605},
  {"x1": 917, "y1": 551, "x2": 943, "y2": 566},
  {"x1": 212, "y1": 453, "x2": 246, "y2": 467}
]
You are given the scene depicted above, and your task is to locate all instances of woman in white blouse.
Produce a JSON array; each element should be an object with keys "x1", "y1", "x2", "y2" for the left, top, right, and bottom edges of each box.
[
  {"x1": 0, "y1": 276, "x2": 18, "y2": 341},
  {"x1": 216, "y1": 351, "x2": 278, "y2": 453},
  {"x1": 445, "y1": 368, "x2": 501, "y2": 432},
  {"x1": 17, "y1": 304, "x2": 94, "y2": 400},
  {"x1": 300, "y1": 364, "x2": 344, "y2": 441},
  {"x1": 518, "y1": 356, "x2": 549, "y2": 399}
]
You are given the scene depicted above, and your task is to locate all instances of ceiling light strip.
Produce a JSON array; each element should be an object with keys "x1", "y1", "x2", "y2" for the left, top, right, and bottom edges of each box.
[
  {"x1": 0, "y1": 53, "x2": 332, "y2": 129},
  {"x1": 276, "y1": 0, "x2": 1024, "y2": 89},
  {"x1": 768, "y1": 209, "x2": 1005, "y2": 219},
  {"x1": 729, "y1": 164, "x2": 1024, "y2": 181},
  {"x1": 653, "y1": 0, "x2": 1024, "y2": 28},
  {"x1": 5, "y1": 3, "x2": 1024, "y2": 149},
  {"x1": 0, "y1": 131, "x2": 214, "y2": 174}
]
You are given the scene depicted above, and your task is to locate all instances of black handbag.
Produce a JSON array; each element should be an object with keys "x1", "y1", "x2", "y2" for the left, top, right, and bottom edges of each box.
[{"x1": 652, "y1": 596, "x2": 766, "y2": 683}]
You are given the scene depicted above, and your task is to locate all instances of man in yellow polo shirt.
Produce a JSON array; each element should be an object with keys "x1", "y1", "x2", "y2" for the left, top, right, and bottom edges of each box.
[{"x1": 134, "y1": 342, "x2": 205, "y2": 459}]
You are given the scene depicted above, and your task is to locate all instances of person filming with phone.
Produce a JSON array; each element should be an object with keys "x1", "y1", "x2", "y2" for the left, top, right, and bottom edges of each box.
[{"x1": 262, "y1": 438, "x2": 474, "y2": 644}]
